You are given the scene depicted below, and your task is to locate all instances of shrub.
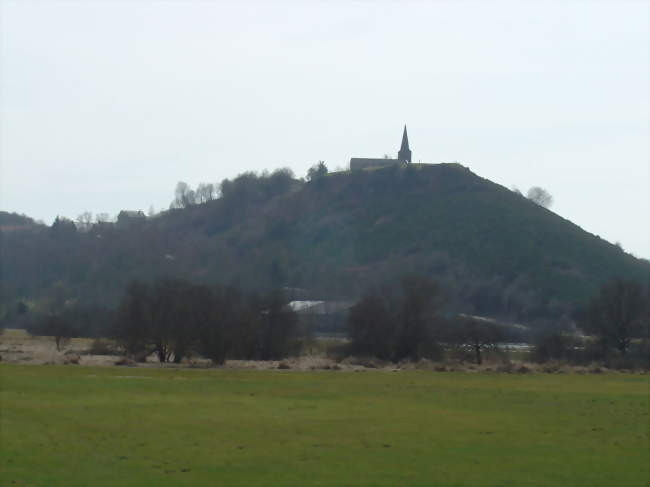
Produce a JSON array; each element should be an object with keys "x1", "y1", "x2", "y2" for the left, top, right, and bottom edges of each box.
[
  {"x1": 63, "y1": 354, "x2": 80, "y2": 365},
  {"x1": 114, "y1": 358, "x2": 135, "y2": 366}
]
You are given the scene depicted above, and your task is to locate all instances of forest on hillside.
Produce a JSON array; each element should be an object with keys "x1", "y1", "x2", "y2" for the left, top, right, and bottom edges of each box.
[{"x1": 1, "y1": 163, "x2": 648, "y2": 337}]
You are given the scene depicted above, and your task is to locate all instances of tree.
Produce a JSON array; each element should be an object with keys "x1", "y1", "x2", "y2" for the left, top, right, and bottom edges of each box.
[
  {"x1": 531, "y1": 329, "x2": 580, "y2": 363},
  {"x1": 114, "y1": 281, "x2": 151, "y2": 358},
  {"x1": 112, "y1": 279, "x2": 303, "y2": 364},
  {"x1": 580, "y1": 279, "x2": 647, "y2": 355},
  {"x1": 147, "y1": 279, "x2": 194, "y2": 363},
  {"x1": 447, "y1": 316, "x2": 505, "y2": 365},
  {"x1": 114, "y1": 279, "x2": 194, "y2": 363},
  {"x1": 196, "y1": 286, "x2": 243, "y2": 365},
  {"x1": 44, "y1": 314, "x2": 75, "y2": 351},
  {"x1": 347, "y1": 276, "x2": 444, "y2": 362},
  {"x1": 396, "y1": 276, "x2": 443, "y2": 361},
  {"x1": 527, "y1": 187, "x2": 553, "y2": 208},
  {"x1": 76, "y1": 211, "x2": 93, "y2": 232},
  {"x1": 347, "y1": 291, "x2": 396, "y2": 361},
  {"x1": 95, "y1": 212, "x2": 112, "y2": 224},
  {"x1": 173, "y1": 181, "x2": 196, "y2": 208},
  {"x1": 49, "y1": 216, "x2": 77, "y2": 238},
  {"x1": 196, "y1": 183, "x2": 216, "y2": 203},
  {"x1": 258, "y1": 289, "x2": 300, "y2": 360},
  {"x1": 266, "y1": 168, "x2": 295, "y2": 196},
  {"x1": 307, "y1": 161, "x2": 328, "y2": 183}
]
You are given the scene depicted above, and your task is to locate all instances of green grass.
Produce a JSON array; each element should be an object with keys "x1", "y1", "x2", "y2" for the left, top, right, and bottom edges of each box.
[{"x1": 1, "y1": 365, "x2": 648, "y2": 486}]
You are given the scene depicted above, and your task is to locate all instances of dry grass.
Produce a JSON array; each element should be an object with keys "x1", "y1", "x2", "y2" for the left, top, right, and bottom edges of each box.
[{"x1": 2, "y1": 329, "x2": 641, "y2": 375}]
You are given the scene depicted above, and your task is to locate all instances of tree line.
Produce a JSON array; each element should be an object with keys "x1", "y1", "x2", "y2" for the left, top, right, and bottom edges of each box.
[
  {"x1": 3, "y1": 273, "x2": 647, "y2": 369},
  {"x1": 347, "y1": 276, "x2": 513, "y2": 365},
  {"x1": 170, "y1": 167, "x2": 299, "y2": 210},
  {"x1": 347, "y1": 276, "x2": 649, "y2": 367},
  {"x1": 113, "y1": 279, "x2": 301, "y2": 364}
]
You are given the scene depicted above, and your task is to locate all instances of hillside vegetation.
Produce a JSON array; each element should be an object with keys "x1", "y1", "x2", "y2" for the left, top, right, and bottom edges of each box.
[{"x1": 2, "y1": 164, "x2": 647, "y2": 324}]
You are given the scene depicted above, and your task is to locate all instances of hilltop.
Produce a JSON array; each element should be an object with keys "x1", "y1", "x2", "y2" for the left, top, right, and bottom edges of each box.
[{"x1": 2, "y1": 163, "x2": 647, "y2": 324}]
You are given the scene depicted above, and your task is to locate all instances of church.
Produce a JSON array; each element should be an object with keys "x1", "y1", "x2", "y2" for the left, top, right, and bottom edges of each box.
[{"x1": 350, "y1": 126, "x2": 412, "y2": 171}]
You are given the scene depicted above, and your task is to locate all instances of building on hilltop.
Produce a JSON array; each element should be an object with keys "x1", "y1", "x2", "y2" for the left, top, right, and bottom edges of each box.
[
  {"x1": 397, "y1": 125, "x2": 412, "y2": 163},
  {"x1": 350, "y1": 125, "x2": 412, "y2": 171}
]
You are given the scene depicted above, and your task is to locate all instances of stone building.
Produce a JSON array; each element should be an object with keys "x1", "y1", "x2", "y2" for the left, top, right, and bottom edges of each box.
[{"x1": 350, "y1": 126, "x2": 412, "y2": 171}]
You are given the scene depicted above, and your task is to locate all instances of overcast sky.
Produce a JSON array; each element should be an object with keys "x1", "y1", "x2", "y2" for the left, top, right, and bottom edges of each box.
[{"x1": 1, "y1": 1, "x2": 648, "y2": 258}]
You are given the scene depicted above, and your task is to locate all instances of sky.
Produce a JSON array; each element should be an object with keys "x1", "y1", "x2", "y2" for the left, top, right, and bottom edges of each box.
[{"x1": 1, "y1": 0, "x2": 648, "y2": 258}]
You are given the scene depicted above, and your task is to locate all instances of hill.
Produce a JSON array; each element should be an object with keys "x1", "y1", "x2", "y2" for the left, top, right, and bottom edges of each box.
[
  {"x1": 1, "y1": 164, "x2": 648, "y2": 324},
  {"x1": 0, "y1": 211, "x2": 41, "y2": 232}
]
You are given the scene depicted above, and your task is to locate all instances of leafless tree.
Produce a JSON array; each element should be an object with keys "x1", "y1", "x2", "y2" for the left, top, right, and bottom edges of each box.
[
  {"x1": 173, "y1": 181, "x2": 196, "y2": 208},
  {"x1": 196, "y1": 183, "x2": 215, "y2": 203},
  {"x1": 348, "y1": 276, "x2": 444, "y2": 362},
  {"x1": 45, "y1": 315, "x2": 74, "y2": 351},
  {"x1": 527, "y1": 187, "x2": 553, "y2": 208},
  {"x1": 95, "y1": 213, "x2": 112, "y2": 224},
  {"x1": 581, "y1": 279, "x2": 647, "y2": 355},
  {"x1": 75, "y1": 211, "x2": 93, "y2": 232},
  {"x1": 448, "y1": 317, "x2": 505, "y2": 365}
]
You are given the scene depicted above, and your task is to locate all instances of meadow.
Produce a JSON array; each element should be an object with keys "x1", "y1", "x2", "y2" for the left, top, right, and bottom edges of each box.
[{"x1": 1, "y1": 364, "x2": 648, "y2": 487}]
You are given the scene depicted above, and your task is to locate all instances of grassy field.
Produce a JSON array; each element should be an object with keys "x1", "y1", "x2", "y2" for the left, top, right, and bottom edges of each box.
[{"x1": 1, "y1": 365, "x2": 648, "y2": 487}]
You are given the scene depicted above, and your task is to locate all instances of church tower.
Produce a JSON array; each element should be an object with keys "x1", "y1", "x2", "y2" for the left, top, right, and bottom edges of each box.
[{"x1": 398, "y1": 125, "x2": 412, "y2": 163}]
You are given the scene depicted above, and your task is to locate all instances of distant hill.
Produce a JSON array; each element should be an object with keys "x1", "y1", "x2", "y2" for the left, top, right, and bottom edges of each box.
[
  {"x1": 0, "y1": 211, "x2": 41, "y2": 232},
  {"x1": 2, "y1": 164, "x2": 648, "y2": 323}
]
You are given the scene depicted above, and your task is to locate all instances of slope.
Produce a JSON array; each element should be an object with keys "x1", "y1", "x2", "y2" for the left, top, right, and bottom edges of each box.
[{"x1": 1, "y1": 163, "x2": 647, "y2": 322}]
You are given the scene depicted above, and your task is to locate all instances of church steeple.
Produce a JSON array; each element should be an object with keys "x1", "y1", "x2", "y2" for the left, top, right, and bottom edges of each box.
[{"x1": 398, "y1": 125, "x2": 411, "y2": 163}]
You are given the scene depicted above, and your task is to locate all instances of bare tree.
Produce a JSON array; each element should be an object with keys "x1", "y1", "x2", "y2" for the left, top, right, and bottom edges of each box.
[
  {"x1": 348, "y1": 291, "x2": 396, "y2": 361},
  {"x1": 348, "y1": 276, "x2": 444, "y2": 362},
  {"x1": 580, "y1": 279, "x2": 647, "y2": 355},
  {"x1": 196, "y1": 183, "x2": 215, "y2": 203},
  {"x1": 447, "y1": 317, "x2": 505, "y2": 365},
  {"x1": 527, "y1": 187, "x2": 553, "y2": 208},
  {"x1": 44, "y1": 315, "x2": 74, "y2": 351},
  {"x1": 396, "y1": 276, "x2": 443, "y2": 361},
  {"x1": 173, "y1": 181, "x2": 196, "y2": 208},
  {"x1": 75, "y1": 211, "x2": 93, "y2": 232},
  {"x1": 114, "y1": 281, "x2": 151, "y2": 359},
  {"x1": 95, "y1": 213, "x2": 112, "y2": 224}
]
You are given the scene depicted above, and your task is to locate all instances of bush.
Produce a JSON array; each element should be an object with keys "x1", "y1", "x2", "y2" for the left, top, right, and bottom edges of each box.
[
  {"x1": 63, "y1": 354, "x2": 80, "y2": 365},
  {"x1": 114, "y1": 358, "x2": 135, "y2": 366}
]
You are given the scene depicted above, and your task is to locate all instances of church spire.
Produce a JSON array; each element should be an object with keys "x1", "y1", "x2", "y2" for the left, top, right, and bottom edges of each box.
[{"x1": 398, "y1": 125, "x2": 412, "y2": 163}]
